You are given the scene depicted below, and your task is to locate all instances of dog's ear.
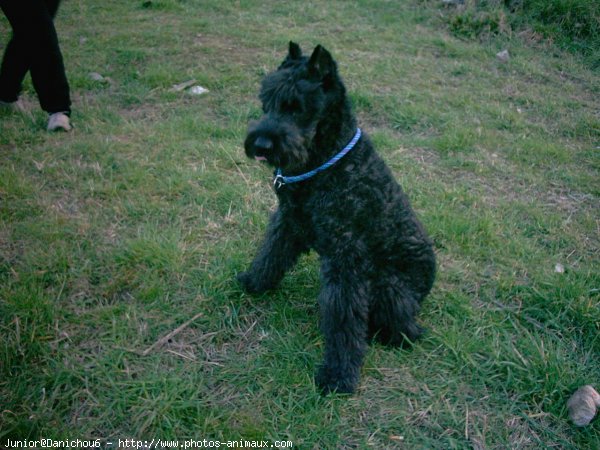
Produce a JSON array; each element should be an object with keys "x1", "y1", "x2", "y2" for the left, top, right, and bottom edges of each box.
[
  {"x1": 288, "y1": 41, "x2": 302, "y2": 60},
  {"x1": 308, "y1": 45, "x2": 336, "y2": 82}
]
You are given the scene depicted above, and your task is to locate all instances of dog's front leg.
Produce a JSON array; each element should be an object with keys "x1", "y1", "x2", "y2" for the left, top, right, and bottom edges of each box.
[
  {"x1": 315, "y1": 258, "x2": 369, "y2": 394},
  {"x1": 237, "y1": 207, "x2": 308, "y2": 294}
]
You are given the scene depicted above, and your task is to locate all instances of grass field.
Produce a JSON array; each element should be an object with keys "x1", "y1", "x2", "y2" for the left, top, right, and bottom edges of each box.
[{"x1": 1, "y1": 0, "x2": 599, "y2": 448}]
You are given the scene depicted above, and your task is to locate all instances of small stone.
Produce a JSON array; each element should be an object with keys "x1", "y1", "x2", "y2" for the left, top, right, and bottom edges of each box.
[
  {"x1": 189, "y1": 85, "x2": 209, "y2": 95},
  {"x1": 496, "y1": 49, "x2": 510, "y2": 63},
  {"x1": 89, "y1": 72, "x2": 105, "y2": 82},
  {"x1": 567, "y1": 385, "x2": 600, "y2": 427}
]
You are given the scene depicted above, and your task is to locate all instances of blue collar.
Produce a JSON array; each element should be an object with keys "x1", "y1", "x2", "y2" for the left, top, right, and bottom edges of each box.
[{"x1": 273, "y1": 128, "x2": 362, "y2": 190}]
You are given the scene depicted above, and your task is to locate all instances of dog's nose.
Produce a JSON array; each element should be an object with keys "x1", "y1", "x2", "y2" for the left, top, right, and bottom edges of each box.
[{"x1": 253, "y1": 136, "x2": 273, "y2": 152}]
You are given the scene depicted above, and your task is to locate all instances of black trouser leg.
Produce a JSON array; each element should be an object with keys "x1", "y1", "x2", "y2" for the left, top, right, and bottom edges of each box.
[{"x1": 0, "y1": 18, "x2": 29, "y2": 103}]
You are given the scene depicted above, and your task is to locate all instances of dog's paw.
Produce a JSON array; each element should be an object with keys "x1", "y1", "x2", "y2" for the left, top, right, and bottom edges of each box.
[
  {"x1": 374, "y1": 323, "x2": 426, "y2": 348},
  {"x1": 315, "y1": 365, "x2": 357, "y2": 395},
  {"x1": 236, "y1": 271, "x2": 269, "y2": 294}
]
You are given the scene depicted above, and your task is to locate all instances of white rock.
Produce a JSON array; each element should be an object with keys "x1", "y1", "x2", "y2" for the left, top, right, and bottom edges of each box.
[
  {"x1": 189, "y1": 85, "x2": 209, "y2": 95},
  {"x1": 89, "y1": 72, "x2": 105, "y2": 81},
  {"x1": 496, "y1": 49, "x2": 510, "y2": 63}
]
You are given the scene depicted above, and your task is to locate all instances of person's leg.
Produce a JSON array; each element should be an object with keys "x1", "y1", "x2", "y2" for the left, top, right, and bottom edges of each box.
[
  {"x1": 31, "y1": 0, "x2": 71, "y2": 115},
  {"x1": 0, "y1": 2, "x2": 32, "y2": 103}
]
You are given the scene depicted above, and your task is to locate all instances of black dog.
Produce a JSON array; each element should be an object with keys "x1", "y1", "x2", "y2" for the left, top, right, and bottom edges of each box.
[{"x1": 238, "y1": 42, "x2": 436, "y2": 394}]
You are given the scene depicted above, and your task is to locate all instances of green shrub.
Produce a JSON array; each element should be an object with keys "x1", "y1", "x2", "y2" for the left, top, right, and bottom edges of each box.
[
  {"x1": 519, "y1": 0, "x2": 599, "y2": 41},
  {"x1": 517, "y1": 0, "x2": 599, "y2": 59},
  {"x1": 442, "y1": 0, "x2": 599, "y2": 66},
  {"x1": 449, "y1": 7, "x2": 509, "y2": 38}
]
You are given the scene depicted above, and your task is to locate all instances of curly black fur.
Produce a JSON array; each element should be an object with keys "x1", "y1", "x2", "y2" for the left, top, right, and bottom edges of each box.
[{"x1": 239, "y1": 42, "x2": 436, "y2": 394}]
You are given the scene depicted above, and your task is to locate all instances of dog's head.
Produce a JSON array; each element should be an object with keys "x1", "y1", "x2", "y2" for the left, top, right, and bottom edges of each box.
[{"x1": 244, "y1": 42, "x2": 345, "y2": 173}]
